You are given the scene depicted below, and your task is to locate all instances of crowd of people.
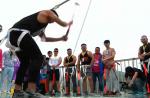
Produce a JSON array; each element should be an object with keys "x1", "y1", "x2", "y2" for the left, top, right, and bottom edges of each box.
[
  {"x1": 0, "y1": 40, "x2": 122, "y2": 97},
  {"x1": 0, "y1": 35, "x2": 149, "y2": 97},
  {"x1": 0, "y1": 6, "x2": 150, "y2": 98},
  {"x1": 0, "y1": 33, "x2": 150, "y2": 98}
]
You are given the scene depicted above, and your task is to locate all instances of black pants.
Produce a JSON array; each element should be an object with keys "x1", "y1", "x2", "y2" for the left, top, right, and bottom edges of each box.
[
  {"x1": 65, "y1": 68, "x2": 77, "y2": 93},
  {"x1": 49, "y1": 69, "x2": 60, "y2": 81},
  {"x1": 9, "y1": 30, "x2": 43, "y2": 85}
]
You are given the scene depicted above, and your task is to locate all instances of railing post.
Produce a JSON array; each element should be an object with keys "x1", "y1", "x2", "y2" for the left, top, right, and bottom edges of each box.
[{"x1": 132, "y1": 58, "x2": 135, "y2": 67}]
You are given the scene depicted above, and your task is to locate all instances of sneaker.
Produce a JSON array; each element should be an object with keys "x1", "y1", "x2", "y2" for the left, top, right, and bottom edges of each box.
[{"x1": 12, "y1": 90, "x2": 29, "y2": 98}]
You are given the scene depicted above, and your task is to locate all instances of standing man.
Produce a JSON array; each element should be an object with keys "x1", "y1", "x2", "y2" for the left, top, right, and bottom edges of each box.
[
  {"x1": 77, "y1": 43, "x2": 94, "y2": 95},
  {"x1": 49, "y1": 48, "x2": 62, "y2": 95},
  {"x1": 102, "y1": 40, "x2": 120, "y2": 95},
  {"x1": 138, "y1": 35, "x2": 150, "y2": 94},
  {"x1": 63, "y1": 48, "x2": 77, "y2": 96},
  {"x1": 5, "y1": 9, "x2": 72, "y2": 98}
]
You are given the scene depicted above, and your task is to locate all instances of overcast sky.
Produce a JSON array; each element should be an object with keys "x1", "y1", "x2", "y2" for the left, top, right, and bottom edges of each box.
[{"x1": 0, "y1": 0, "x2": 150, "y2": 60}]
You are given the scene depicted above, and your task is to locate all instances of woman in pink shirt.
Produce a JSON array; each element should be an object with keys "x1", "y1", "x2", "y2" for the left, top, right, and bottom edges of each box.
[{"x1": 92, "y1": 47, "x2": 104, "y2": 94}]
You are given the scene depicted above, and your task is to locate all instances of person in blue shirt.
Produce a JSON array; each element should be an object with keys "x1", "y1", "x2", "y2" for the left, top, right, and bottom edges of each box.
[{"x1": 1, "y1": 49, "x2": 18, "y2": 94}]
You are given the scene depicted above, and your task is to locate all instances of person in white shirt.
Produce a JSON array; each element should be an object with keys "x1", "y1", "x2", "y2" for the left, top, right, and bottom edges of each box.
[{"x1": 49, "y1": 48, "x2": 62, "y2": 95}]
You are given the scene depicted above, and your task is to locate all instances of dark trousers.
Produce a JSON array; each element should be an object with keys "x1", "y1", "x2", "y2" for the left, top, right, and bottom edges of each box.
[
  {"x1": 92, "y1": 72, "x2": 104, "y2": 92},
  {"x1": 131, "y1": 78, "x2": 145, "y2": 93},
  {"x1": 65, "y1": 68, "x2": 77, "y2": 93},
  {"x1": 10, "y1": 31, "x2": 43, "y2": 85}
]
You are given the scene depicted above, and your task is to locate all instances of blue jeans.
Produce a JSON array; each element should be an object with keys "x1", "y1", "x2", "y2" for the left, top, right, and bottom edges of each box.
[
  {"x1": 92, "y1": 72, "x2": 104, "y2": 92},
  {"x1": 131, "y1": 78, "x2": 145, "y2": 94},
  {"x1": 1, "y1": 66, "x2": 14, "y2": 92}
]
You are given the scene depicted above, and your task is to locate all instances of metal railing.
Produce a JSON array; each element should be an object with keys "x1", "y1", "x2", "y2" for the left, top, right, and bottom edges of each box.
[{"x1": 115, "y1": 57, "x2": 140, "y2": 82}]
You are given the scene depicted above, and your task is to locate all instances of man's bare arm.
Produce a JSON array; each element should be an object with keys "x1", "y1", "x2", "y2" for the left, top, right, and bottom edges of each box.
[
  {"x1": 68, "y1": 55, "x2": 77, "y2": 66},
  {"x1": 88, "y1": 51, "x2": 94, "y2": 66}
]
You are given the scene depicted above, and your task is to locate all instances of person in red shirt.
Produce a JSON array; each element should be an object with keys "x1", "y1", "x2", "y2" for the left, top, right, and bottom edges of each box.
[{"x1": 92, "y1": 47, "x2": 104, "y2": 94}]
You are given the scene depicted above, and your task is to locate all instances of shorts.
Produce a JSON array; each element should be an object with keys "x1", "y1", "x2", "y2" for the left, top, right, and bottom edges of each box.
[
  {"x1": 49, "y1": 69, "x2": 60, "y2": 81},
  {"x1": 80, "y1": 65, "x2": 92, "y2": 77}
]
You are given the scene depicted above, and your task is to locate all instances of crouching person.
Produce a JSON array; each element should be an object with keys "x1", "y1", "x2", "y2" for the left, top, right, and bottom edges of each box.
[{"x1": 125, "y1": 66, "x2": 146, "y2": 94}]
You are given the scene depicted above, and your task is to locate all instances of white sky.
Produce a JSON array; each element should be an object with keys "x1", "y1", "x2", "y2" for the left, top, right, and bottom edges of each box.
[{"x1": 0, "y1": 0, "x2": 150, "y2": 60}]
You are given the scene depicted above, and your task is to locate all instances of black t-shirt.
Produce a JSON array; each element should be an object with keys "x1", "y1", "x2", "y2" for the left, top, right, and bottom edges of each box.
[
  {"x1": 125, "y1": 67, "x2": 146, "y2": 81},
  {"x1": 12, "y1": 12, "x2": 48, "y2": 37},
  {"x1": 64, "y1": 55, "x2": 75, "y2": 67},
  {"x1": 79, "y1": 51, "x2": 92, "y2": 65},
  {"x1": 139, "y1": 43, "x2": 150, "y2": 61}
]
